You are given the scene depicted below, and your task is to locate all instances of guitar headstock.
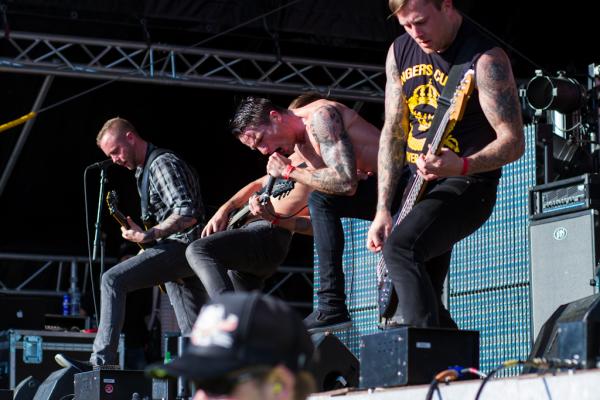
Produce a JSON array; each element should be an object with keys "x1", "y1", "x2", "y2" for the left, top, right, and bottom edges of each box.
[
  {"x1": 272, "y1": 179, "x2": 296, "y2": 200},
  {"x1": 106, "y1": 190, "x2": 119, "y2": 215},
  {"x1": 449, "y1": 69, "x2": 475, "y2": 123}
]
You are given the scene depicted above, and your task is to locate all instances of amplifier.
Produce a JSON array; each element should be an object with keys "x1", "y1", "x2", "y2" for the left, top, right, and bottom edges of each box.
[
  {"x1": 359, "y1": 327, "x2": 479, "y2": 388},
  {"x1": 529, "y1": 173, "x2": 600, "y2": 220}
]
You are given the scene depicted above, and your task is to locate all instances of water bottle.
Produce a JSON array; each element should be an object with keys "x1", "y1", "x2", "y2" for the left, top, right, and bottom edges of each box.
[
  {"x1": 70, "y1": 289, "x2": 81, "y2": 316},
  {"x1": 62, "y1": 294, "x2": 71, "y2": 316}
]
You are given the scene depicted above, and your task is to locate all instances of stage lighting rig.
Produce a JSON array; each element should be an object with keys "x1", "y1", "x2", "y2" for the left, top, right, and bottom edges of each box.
[
  {"x1": 526, "y1": 70, "x2": 585, "y2": 114},
  {"x1": 525, "y1": 68, "x2": 600, "y2": 181}
]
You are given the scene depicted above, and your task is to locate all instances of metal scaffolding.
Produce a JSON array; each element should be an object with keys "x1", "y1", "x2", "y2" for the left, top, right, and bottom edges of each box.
[{"x1": 0, "y1": 31, "x2": 385, "y2": 103}]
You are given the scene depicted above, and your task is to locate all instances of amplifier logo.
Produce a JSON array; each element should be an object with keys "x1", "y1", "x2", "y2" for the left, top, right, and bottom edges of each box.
[{"x1": 553, "y1": 227, "x2": 568, "y2": 241}]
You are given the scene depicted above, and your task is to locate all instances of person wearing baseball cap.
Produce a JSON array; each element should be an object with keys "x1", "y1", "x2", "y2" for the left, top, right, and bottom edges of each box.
[{"x1": 147, "y1": 291, "x2": 316, "y2": 400}]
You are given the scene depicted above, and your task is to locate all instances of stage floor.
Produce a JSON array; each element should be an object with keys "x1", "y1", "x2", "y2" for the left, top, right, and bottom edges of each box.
[{"x1": 309, "y1": 368, "x2": 600, "y2": 400}]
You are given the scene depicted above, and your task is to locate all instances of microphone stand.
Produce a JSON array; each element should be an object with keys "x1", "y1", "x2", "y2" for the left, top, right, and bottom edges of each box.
[{"x1": 92, "y1": 166, "x2": 108, "y2": 262}]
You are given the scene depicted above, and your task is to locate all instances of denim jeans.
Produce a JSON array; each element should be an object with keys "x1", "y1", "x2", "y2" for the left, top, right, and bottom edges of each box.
[
  {"x1": 185, "y1": 220, "x2": 293, "y2": 297},
  {"x1": 91, "y1": 240, "x2": 206, "y2": 366},
  {"x1": 308, "y1": 176, "x2": 385, "y2": 313},
  {"x1": 383, "y1": 176, "x2": 498, "y2": 327}
]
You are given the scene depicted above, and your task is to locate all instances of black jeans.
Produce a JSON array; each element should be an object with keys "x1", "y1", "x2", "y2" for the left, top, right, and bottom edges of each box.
[
  {"x1": 185, "y1": 220, "x2": 293, "y2": 297},
  {"x1": 383, "y1": 176, "x2": 498, "y2": 327},
  {"x1": 309, "y1": 175, "x2": 405, "y2": 313}
]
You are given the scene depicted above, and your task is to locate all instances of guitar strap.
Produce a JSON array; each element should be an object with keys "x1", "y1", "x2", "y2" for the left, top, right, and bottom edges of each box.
[
  {"x1": 138, "y1": 143, "x2": 170, "y2": 226},
  {"x1": 420, "y1": 39, "x2": 479, "y2": 154}
]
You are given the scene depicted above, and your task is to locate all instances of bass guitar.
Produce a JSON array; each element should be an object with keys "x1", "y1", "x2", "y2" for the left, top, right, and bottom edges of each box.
[{"x1": 376, "y1": 69, "x2": 476, "y2": 321}]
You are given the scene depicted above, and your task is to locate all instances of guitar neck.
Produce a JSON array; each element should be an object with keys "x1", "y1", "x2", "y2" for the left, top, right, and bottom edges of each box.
[{"x1": 110, "y1": 212, "x2": 145, "y2": 250}]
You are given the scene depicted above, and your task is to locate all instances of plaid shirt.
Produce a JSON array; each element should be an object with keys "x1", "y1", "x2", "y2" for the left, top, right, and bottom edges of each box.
[{"x1": 135, "y1": 152, "x2": 204, "y2": 243}]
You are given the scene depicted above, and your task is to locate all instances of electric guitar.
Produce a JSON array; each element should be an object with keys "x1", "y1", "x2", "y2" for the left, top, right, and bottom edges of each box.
[
  {"x1": 105, "y1": 190, "x2": 145, "y2": 251},
  {"x1": 227, "y1": 179, "x2": 296, "y2": 229},
  {"x1": 376, "y1": 69, "x2": 476, "y2": 321}
]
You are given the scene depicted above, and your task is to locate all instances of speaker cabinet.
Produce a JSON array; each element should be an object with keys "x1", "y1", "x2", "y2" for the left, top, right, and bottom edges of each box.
[
  {"x1": 528, "y1": 293, "x2": 600, "y2": 370},
  {"x1": 359, "y1": 327, "x2": 479, "y2": 388},
  {"x1": 310, "y1": 333, "x2": 359, "y2": 392},
  {"x1": 529, "y1": 209, "x2": 599, "y2": 339},
  {"x1": 74, "y1": 370, "x2": 152, "y2": 400},
  {"x1": 14, "y1": 376, "x2": 39, "y2": 400},
  {"x1": 32, "y1": 367, "x2": 75, "y2": 400}
]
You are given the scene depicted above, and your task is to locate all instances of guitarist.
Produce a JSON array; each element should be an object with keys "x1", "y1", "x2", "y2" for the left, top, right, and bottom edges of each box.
[
  {"x1": 59, "y1": 117, "x2": 207, "y2": 370},
  {"x1": 229, "y1": 95, "x2": 407, "y2": 334},
  {"x1": 367, "y1": 0, "x2": 524, "y2": 327},
  {"x1": 185, "y1": 151, "x2": 312, "y2": 298}
]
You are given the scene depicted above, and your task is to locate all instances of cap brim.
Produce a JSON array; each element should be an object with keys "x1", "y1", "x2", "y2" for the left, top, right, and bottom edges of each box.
[{"x1": 146, "y1": 353, "x2": 246, "y2": 382}]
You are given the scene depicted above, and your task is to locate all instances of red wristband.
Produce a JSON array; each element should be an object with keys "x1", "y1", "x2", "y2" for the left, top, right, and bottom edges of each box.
[
  {"x1": 460, "y1": 157, "x2": 469, "y2": 176},
  {"x1": 271, "y1": 216, "x2": 280, "y2": 226},
  {"x1": 282, "y1": 164, "x2": 296, "y2": 180}
]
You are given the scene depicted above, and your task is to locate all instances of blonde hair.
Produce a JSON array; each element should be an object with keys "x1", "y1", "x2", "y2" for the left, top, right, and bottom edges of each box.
[{"x1": 96, "y1": 117, "x2": 137, "y2": 144}]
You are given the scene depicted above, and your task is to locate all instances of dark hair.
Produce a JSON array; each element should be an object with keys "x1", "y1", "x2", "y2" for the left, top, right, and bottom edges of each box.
[{"x1": 230, "y1": 97, "x2": 286, "y2": 137}]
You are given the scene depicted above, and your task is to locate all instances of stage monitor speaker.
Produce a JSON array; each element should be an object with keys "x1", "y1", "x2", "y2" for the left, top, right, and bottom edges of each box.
[
  {"x1": 14, "y1": 376, "x2": 40, "y2": 400},
  {"x1": 310, "y1": 333, "x2": 359, "y2": 392},
  {"x1": 527, "y1": 293, "x2": 600, "y2": 370},
  {"x1": 529, "y1": 209, "x2": 599, "y2": 339},
  {"x1": 359, "y1": 327, "x2": 479, "y2": 388},
  {"x1": 74, "y1": 369, "x2": 152, "y2": 400},
  {"x1": 32, "y1": 367, "x2": 75, "y2": 400}
]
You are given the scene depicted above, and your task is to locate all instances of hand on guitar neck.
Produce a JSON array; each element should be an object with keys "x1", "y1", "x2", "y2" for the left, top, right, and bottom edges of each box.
[{"x1": 105, "y1": 191, "x2": 153, "y2": 250}]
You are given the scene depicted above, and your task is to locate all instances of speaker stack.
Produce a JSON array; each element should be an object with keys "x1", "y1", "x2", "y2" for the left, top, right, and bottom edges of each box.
[{"x1": 529, "y1": 174, "x2": 600, "y2": 350}]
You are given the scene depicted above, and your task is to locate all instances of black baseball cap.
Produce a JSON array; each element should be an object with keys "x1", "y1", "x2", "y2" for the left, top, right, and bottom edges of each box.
[{"x1": 147, "y1": 292, "x2": 314, "y2": 382}]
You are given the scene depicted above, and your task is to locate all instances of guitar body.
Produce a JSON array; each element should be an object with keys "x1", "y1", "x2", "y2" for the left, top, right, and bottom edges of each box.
[
  {"x1": 377, "y1": 70, "x2": 475, "y2": 322},
  {"x1": 226, "y1": 179, "x2": 296, "y2": 230}
]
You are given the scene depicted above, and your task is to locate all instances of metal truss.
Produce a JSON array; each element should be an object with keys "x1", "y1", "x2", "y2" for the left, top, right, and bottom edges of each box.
[
  {"x1": 0, "y1": 252, "x2": 312, "y2": 310},
  {"x1": 0, "y1": 31, "x2": 385, "y2": 102},
  {"x1": 0, "y1": 252, "x2": 117, "y2": 296}
]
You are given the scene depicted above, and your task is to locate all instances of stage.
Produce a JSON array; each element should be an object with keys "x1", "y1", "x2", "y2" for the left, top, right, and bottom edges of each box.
[{"x1": 309, "y1": 369, "x2": 600, "y2": 400}]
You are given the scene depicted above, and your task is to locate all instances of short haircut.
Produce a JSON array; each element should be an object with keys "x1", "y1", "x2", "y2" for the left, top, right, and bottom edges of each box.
[
  {"x1": 388, "y1": 0, "x2": 443, "y2": 15},
  {"x1": 96, "y1": 117, "x2": 137, "y2": 144},
  {"x1": 229, "y1": 97, "x2": 286, "y2": 137}
]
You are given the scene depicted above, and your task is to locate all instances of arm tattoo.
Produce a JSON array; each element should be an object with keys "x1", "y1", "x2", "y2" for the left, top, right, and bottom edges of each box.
[
  {"x1": 471, "y1": 49, "x2": 525, "y2": 173},
  {"x1": 378, "y1": 46, "x2": 407, "y2": 211},
  {"x1": 148, "y1": 213, "x2": 196, "y2": 240},
  {"x1": 479, "y1": 60, "x2": 520, "y2": 125},
  {"x1": 308, "y1": 105, "x2": 357, "y2": 195}
]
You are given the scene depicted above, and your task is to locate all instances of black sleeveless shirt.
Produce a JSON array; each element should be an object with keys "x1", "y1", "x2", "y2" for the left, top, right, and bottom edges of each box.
[{"x1": 393, "y1": 18, "x2": 500, "y2": 180}]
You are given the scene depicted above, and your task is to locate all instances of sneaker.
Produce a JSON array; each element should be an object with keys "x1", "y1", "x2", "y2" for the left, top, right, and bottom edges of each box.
[
  {"x1": 55, "y1": 353, "x2": 93, "y2": 373},
  {"x1": 303, "y1": 310, "x2": 352, "y2": 334}
]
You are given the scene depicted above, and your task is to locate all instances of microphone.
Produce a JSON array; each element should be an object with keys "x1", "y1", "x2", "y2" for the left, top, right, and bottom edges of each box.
[
  {"x1": 259, "y1": 175, "x2": 276, "y2": 205},
  {"x1": 88, "y1": 159, "x2": 113, "y2": 169}
]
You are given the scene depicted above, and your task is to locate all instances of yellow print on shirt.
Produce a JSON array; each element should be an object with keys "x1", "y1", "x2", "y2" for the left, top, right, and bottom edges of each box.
[
  {"x1": 407, "y1": 79, "x2": 439, "y2": 133},
  {"x1": 404, "y1": 78, "x2": 460, "y2": 161},
  {"x1": 400, "y1": 64, "x2": 448, "y2": 86}
]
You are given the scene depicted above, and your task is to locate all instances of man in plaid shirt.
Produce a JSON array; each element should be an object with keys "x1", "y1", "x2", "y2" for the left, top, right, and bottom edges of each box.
[{"x1": 60, "y1": 117, "x2": 206, "y2": 369}]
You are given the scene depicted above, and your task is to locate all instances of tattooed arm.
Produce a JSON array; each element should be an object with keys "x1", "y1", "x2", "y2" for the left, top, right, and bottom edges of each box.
[
  {"x1": 144, "y1": 214, "x2": 197, "y2": 241},
  {"x1": 367, "y1": 44, "x2": 408, "y2": 252},
  {"x1": 122, "y1": 213, "x2": 197, "y2": 243},
  {"x1": 467, "y1": 47, "x2": 524, "y2": 172},
  {"x1": 277, "y1": 104, "x2": 358, "y2": 195}
]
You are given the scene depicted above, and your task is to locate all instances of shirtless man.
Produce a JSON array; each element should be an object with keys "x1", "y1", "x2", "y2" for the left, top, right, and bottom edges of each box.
[{"x1": 230, "y1": 96, "x2": 402, "y2": 333}]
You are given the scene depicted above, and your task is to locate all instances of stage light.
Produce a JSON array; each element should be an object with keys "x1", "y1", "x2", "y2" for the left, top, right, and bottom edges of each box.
[{"x1": 526, "y1": 71, "x2": 585, "y2": 114}]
